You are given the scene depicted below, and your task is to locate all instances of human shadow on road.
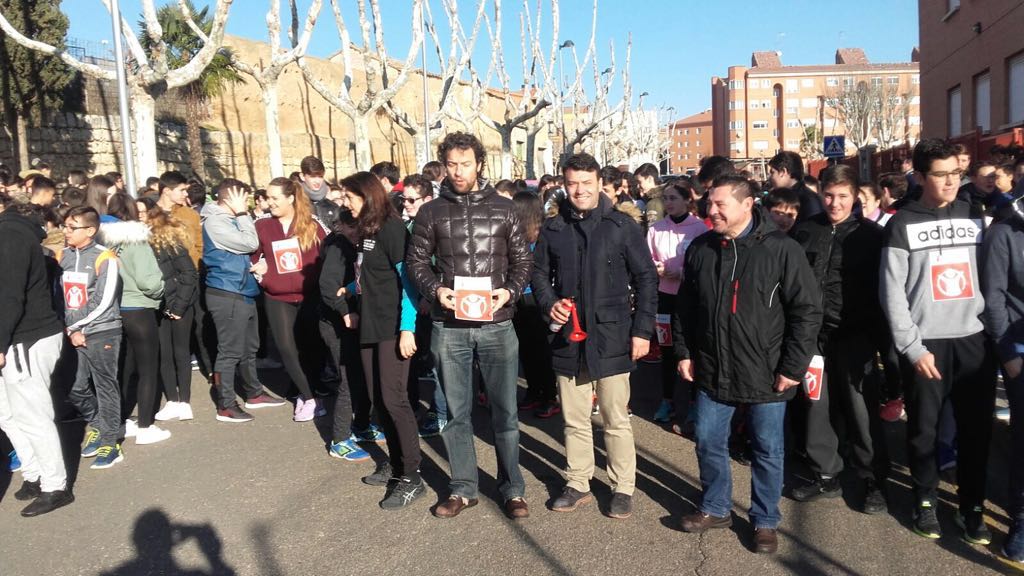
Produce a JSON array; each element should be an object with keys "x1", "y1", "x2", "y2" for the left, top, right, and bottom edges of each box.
[{"x1": 99, "y1": 509, "x2": 237, "y2": 576}]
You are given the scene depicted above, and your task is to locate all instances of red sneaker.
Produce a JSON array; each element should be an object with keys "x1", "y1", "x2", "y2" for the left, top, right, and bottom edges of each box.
[
  {"x1": 518, "y1": 399, "x2": 543, "y2": 411},
  {"x1": 244, "y1": 394, "x2": 287, "y2": 409},
  {"x1": 534, "y1": 403, "x2": 562, "y2": 419}
]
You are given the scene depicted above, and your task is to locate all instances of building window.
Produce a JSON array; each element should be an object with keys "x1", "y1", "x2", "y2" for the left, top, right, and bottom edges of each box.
[
  {"x1": 910, "y1": 95, "x2": 921, "y2": 104},
  {"x1": 785, "y1": 98, "x2": 799, "y2": 108},
  {"x1": 948, "y1": 85, "x2": 962, "y2": 136},
  {"x1": 786, "y1": 119, "x2": 801, "y2": 128},
  {"x1": 888, "y1": 76, "x2": 900, "y2": 85},
  {"x1": 684, "y1": 154, "x2": 689, "y2": 160},
  {"x1": 752, "y1": 120, "x2": 768, "y2": 129},
  {"x1": 696, "y1": 128, "x2": 701, "y2": 135},
  {"x1": 677, "y1": 142, "x2": 682, "y2": 148},
  {"x1": 801, "y1": 98, "x2": 818, "y2": 108},
  {"x1": 695, "y1": 140, "x2": 701, "y2": 147},
  {"x1": 1010, "y1": 52, "x2": 1024, "y2": 124},
  {"x1": 683, "y1": 128, "x2": 689, "y2": 135},
  {"x1": 773, "y1": 88, "x2": 781, "y2": 97},
  {"x1": 802, "y1": 78, "x2": 814, "y2": 88},
  {"x1": 772, "y1": 129, "x2": 779, "y2": 137},
  {"x1": 786, "y1": 107, "x2": 798, "y2": 115},
  {"x1": 871, "y1": 77, "x2": 883, "y2": 87},
  {"x1": 697, "y1": 153, "x2": 702, "y2": 159},
  {"x1": 753, "y1": 140, "x2": 770, "y2": 151},
  {"x1": 786, "y1": 79, "x2": 798, "y2": 93},
  {"x1": 785, "y1": 139, "x2": 801, "y2": 148},
  {"x1": 843, "y1": 77, "x2": 854, "y2": 87},
  {"x1": 728, "y1": 121, "x2": 745, "y2": 130},
  {"x1": 826, "y1": 77, "x2": 838, "y2": 87},
  {"x1": 729, "y1": 80, "x2": 744, "y2": 90},
  {"x1": 974, "y1": 72, "x2": 991, "y2": 133},
  {"x1": 912, "y1": 74, "x2": 920, "y2": 85},
  {"x1": 749, "y1": 79, "x2": 760, "y2": 89},
  {"x1": 749, "y1": 101, "x2": 758, "y2": 110}
]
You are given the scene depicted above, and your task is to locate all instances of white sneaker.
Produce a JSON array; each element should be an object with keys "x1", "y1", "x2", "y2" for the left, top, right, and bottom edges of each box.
[
  {"x1": 135, "y1": 425, "x2": 172, "y2": 445},
  {"x1": 124, "y1": 418, "x2": 138, "y2": 438},
  {"x1": 154, "y1": 401, "x2": 181, "y2": 421},
  {"x1": 178, "y1": 403, "x2": 194, "y2": 421}
]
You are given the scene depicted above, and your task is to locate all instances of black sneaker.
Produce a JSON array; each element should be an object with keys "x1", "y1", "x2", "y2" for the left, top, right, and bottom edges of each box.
[
  {"x1": 14, "y1": 480, "x2": 41, "y2": 501},
  {"x1": 791, "y1": 476, "x2": 842, "y2": 502},
  {"x1": 607, "y1": 492, "x2": 633, "y2": 520},
  {"x1": 862, "y1": 479, "x2": 887, "y2": 515},
  {"x1": 216, "y1": 405, "x2": 254, "y2": 423},
  {"x1": 550, "y1": 486, "x2": 593, "y2": 512},
  {"x1": 379, "y1": 476, "x2": 426, "y2": 510},
  {"x1": 361, "y1": 461, "x2": 393, "y2": 486},
  {"x1": 913, "y1": 500, "x2": 942, "y2": 539},
  {"x1": 20, "y1": 490, "x2": 74, "y2": 517},
  {"x1": 956, "y1": 506, "x2": 992, "y2": 545}
]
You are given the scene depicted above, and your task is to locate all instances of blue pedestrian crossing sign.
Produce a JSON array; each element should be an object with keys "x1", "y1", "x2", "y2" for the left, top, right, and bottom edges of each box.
[{"x1": 823, "y1": 136, "x2": 846, "y2": 158}]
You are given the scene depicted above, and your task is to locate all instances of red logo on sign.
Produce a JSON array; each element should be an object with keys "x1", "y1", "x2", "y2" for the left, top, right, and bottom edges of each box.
[{"x1": 930, "y1": 262, "x2": 973, "y2": 301}]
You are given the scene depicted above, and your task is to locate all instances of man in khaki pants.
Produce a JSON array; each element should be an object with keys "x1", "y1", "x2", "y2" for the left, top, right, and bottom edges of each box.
[{"x1": 532, "y1": 153, "x2": 658, "y2": 520}]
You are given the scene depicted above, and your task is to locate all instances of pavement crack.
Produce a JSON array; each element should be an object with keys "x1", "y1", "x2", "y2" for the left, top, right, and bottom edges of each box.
[{"x1": 694, "y1": 531, "x2": 709, "y2": 576}]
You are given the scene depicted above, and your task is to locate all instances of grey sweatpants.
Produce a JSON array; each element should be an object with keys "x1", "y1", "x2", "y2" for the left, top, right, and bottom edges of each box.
[{"x1": 0, "y1": 332, "x2": 67, "y2": 492}]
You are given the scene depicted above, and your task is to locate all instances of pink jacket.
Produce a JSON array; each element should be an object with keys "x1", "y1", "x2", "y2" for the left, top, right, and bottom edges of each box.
[{"x1": 646, "y1": 215, "x2": 709, "y2": 295}]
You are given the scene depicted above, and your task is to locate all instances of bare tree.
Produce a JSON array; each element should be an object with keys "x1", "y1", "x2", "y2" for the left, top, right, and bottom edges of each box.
[
  {"x1": 0, "y1": 0, "x2": 233, "y2": 177},
  {"x1": 383, "y1": 0, "x2": 486, "y2": 169},
  {"x1": 228, "y1": 0, "x2": 322, "y2": 177},
  {"x1": 298, "y1": 0, "x2": 423, "y2": 171},
  {"x1": 469, "y1": 0, "x2": 557, "y2": 179},
  {"x1": 825, "y1": 81, "x2": 873, "y2": 151},
  {"x1": 871, "y1": 83, "x2": 913, "y2": 149}
]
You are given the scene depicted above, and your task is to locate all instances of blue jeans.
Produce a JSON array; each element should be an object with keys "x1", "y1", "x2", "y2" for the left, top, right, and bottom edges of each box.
[
  {"x1": 694, "y1": 389, "x2": 786, "y2": 529},
  {"x1": 432, "y1": 320, "x2": 523, "y2": 501}
]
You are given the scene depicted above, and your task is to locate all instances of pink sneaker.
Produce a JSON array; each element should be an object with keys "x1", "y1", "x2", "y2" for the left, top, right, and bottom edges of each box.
[
  {"x1": 879, "y1": 398, "x2": 905, "y2": 423},
  {"x1": 294, "y1": 397, "x2": 316, "y2": 422}
]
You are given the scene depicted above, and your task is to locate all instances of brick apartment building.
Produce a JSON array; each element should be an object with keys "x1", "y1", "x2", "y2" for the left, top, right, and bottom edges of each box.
[
  {"x1": 710, "y1": 49, "x2": 921, "y2": 162},
  {"x1": 667, "y1": 110, "x2": 712, "y2": 175},
  {"x1": 919, "y1": 0, "x2": 1024, "y2": 142}
]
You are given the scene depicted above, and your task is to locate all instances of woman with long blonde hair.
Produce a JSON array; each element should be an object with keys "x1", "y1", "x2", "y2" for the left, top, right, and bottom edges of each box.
[
  {"x1": 251, "y1": 177, "x2": 327, "y2": 422},
  {"x1": 137, "y1": 197, "x2": 199, "y2": 422}
]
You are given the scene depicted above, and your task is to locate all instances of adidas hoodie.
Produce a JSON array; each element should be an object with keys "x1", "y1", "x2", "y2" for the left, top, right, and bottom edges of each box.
[{"x1": 880, "y1": 199, "x2": 985, "y2": 364}]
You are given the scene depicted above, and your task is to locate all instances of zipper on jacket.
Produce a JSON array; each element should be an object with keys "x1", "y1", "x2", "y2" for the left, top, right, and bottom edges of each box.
[
  {"x1": 731, "y1": 279, "x2": 739, "y2": 314},
  {"x1": 730, "y1": 240, "x2": 739, "y2": 314}
]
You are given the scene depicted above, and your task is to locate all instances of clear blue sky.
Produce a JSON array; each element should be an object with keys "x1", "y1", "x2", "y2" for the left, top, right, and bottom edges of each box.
[{"x1": 59, "y1": 0, "x2": 919, "y2": 121}]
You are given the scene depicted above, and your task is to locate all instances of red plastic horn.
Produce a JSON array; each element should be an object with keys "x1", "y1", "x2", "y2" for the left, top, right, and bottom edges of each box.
[{"x1": 568, "y1": 300, "x2": 587, "y2": 342}]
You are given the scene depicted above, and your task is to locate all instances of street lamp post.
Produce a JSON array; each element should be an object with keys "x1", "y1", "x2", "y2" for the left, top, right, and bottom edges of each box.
[
  {"x1": 665, "y1": 106, "x2": 675, "y2": 175},
  {"x1": 109, "y1": 0, "x2": 137, "y2": 196},
  {"x1": 558, "y1": 40, "x2": 574, "y2": 164},
  {"x1": 421, "y1": 10, "x2": 430, "y2": 168}
]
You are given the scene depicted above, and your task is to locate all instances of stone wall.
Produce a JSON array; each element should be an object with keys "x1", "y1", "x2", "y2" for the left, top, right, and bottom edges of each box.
[{"x1": 0, "y1": 34, "x2": 555, "y2": 185}]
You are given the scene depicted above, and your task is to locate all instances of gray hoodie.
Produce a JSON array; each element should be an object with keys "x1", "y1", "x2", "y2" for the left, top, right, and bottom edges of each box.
[
  {"x1": 61, "y1": 241, "x2": 122, "y2": 336},
  {"x1": 880, "y1": 199, "x2": 985, "y2": 363}
]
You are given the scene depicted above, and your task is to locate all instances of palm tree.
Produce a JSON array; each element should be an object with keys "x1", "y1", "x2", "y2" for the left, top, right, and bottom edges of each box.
[{"x1": 139, "y1": 1, "x2": 243, "y2": 181}]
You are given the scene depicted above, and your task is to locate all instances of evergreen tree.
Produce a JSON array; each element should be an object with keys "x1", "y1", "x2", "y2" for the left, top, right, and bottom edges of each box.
[{"x1": 0, "y1": 0, "x2": 73, "y2": 171}]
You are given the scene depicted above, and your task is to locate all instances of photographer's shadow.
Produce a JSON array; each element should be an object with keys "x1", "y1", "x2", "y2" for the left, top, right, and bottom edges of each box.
[{"x1": 101, "y1": 509, "x2": 236, "y2": 576}]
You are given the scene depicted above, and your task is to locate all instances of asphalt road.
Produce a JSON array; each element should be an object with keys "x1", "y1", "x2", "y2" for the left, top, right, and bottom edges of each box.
[{"x1": 0, "y1": 364, "x2": 1019, "y2": 576}]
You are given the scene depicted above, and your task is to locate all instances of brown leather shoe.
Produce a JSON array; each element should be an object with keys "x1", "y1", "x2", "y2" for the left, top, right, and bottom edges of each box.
[
  {"x1": 753, "y1": 528, "x2": 778, "y2": 554},
  {"x1": 680, "y1": 512, "x2": 732, "y2": 533},
  {"x1": 505, "y1": 497, "x2": 530, "y2": 519},
  {"x1": 433, "y1": 496, "x2": 479, "y2": 518}
]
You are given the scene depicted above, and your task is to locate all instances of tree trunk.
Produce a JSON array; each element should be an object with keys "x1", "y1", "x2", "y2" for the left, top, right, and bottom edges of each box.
[
  {"x1": 499, "y1": 128, "x2": 513, "y2": 180},
  {"x1": 15, "y1": 113, "x2": 29, "y2": 172},
  {"x1": 262, "y1": 82, "x2": 284, "y2": 178},
  {"x1": 353, "y1": 114, "x2": 372, "y2": 171},
  {"x1": 185, "y1": 94, "x2": 207, "y2": 182},
  {"x1": 130, "y1": 85, "x2": 158, "y2": 179},
  {"x1": 525, "y1": 130, "x2": 538, "y2": 179}
]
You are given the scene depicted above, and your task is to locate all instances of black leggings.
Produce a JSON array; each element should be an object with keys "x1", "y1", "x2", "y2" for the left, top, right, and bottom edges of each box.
[
  {"x1": 513, "y1": 293, "x2": 557, "y2": 403},
  {"x1": 362, "y1": 340, "x2": 420, "y2": 479},
  {"x1": 320, "y1": 316, "x2": 372, "y2": 442},
  {"x1": 121, "y1": 309, "x2": 160, "y2": 428},
  {"x1": 158, "y1": 307, "x2": 195, "y2": 403},
  {"x1": 264, "y1": 298, "x2": 319, "y2": 400}
]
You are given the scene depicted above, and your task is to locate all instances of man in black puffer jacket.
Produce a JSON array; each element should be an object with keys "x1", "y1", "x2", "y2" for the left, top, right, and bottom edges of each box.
[
  {"x1": 790, "y1": 164, "x2": 891, "y2": 514},
  {"x1": 406, "y1": 132, "x2": 532, "y2": 520},
  {"x1": 673, "y1": 174, "x2": 821, "y2": 554}
]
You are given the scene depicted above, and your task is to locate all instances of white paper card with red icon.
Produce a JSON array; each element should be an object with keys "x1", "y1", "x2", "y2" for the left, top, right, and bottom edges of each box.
[
  {"x1": 454, "y1": 276, "x2": 493, "y2": 322},
  {"x1": 929, "y1": 248, "x2": 974, "y2": 302},
  {"x1": 62, "y1": 271, "x2": 89, "y2": 311},
  {"x1": 271, "y1": 237, "x2": 302, "y2": 274},
  {"x1": 803, "y1": 355, "x2": 825, "y2": 401},
  {"x1": 655, "y1": 314, "x2": 672, "y2": 346}
]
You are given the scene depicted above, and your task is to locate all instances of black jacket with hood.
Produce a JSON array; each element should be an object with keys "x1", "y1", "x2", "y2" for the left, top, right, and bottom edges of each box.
[
  {"x1": 672, "y1": 206, "x2": 822, "y2": 404},
  {"x1": 982, "y1": 195, "x2": 1024, "y2": 364},
  {"x1": 0, "y1": 211, "x2": 64, "y2": 352},
  {"x1": 790, "y1": 213, "x2": 888, "y2": 350},
  {"x1": 532, "y1": 194, "x2": 658, "y2": 380},
  {"x1": 406, "y1": 179, "x2": 532, "y2": 324}
]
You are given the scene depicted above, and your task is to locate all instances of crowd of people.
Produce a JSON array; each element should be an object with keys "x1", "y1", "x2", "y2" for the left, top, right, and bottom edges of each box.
[{"x1": 1, "y1": 132, "x2": 1023, "y2": 561}]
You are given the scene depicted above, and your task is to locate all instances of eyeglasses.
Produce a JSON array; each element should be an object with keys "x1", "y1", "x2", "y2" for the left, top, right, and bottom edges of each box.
[
  {"x1": 402, "y1": 196, "x2": 422, "y2": 204},
  {"x1": 927, "y1": 169, "x2": 965, "y2": 180},
  {"x1": 60, "y1": 224, "x2": 92, "y2": 231}
]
